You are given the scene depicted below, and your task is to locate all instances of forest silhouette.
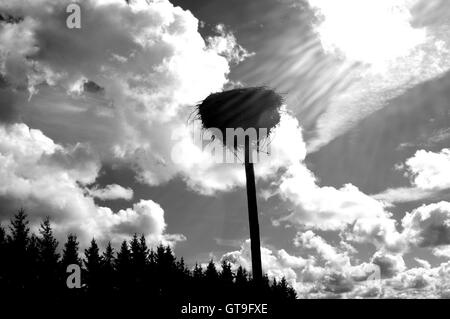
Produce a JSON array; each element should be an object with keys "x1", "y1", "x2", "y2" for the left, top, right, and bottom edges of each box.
[{"x1": 0, "y1": 209, "x2": 297, "y2": 307}]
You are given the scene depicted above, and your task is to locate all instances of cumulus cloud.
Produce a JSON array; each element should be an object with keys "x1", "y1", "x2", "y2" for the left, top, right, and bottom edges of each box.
[
  {"x1": 294, "y1": 230, "x2": 351, "y2": 270},
  {"x1": 405, "y1": 149, "x2": 450, "y2": 190},
  {"x1": 218, "y1": 234, "x2": 450, "y2": 298},
  {"x1": 217, "y1": 236, "x2": 402, "y2": 298},
  {"x1": 207, "y1": 24, "x2": 255, "y2": 65},
  {"x1": 0, "y1": 122, "x2": 184, "y2": 247},
  {"x1": 0, "y1": 0, "x2": 258, "y2": 244},
  {"x1": 371, "y1": 251, "x2": 406, "y2": 279},
  {"x1": 401, "y1": 201, "x2": 450, "y2": 248},
  {"x1": 433, "y1": 246, "x2": 450, "y2": 259},
  {"x1": 0, "y1": 0, "x2": 250, "y2": 193},
  {"x1": 88, "y1": 184, "x2": 134, "y2": 201},
  {"x1": 346, "y1": 215, "x2": 406, "y2": 253},
  {"x1": 220, "y1": 239, "x2": 310, "y2": 284},
  {"x1": 374, "y1": 148, "x2": 450, "y2": 204}
]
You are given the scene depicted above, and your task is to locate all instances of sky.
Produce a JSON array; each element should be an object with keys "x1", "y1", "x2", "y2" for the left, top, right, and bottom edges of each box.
[{"x1": 2, "y1": 0, "x2": 450, "y2": 298}]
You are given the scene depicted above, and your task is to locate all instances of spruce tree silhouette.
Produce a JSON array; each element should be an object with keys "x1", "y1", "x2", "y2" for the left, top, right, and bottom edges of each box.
[
  {"x1": 235, "y1": 265, "x2": 248, "y2": 286},
  {"x1": 116, "y1": 240, "x2": 132, "y2": 293},
  {"x1": 130, "y1": 234, "x2": 149, "y2": 291},
  {"x1": 220, "y1": 260, "x2": 234, "y2": 283},
  {"x1": 219, "y1": 260, "x2": 234, "y2": 300},
  {"x1": 27, "y1": 234, "x2": 40, "y2": 293},
  {"x1": 61, "y1": 234, "x2": 81, "y2": 267},
  {"x1": 0, "y1": 225, "x2": 6, "y2": 290},
  {"x1": 7, "y1": 209, "x2": 31, "y2": 291},
  {"x1": 192, "y1": 262, "x2": 204, "y2": 299},
  {"x1": 61, "y1": 233, "x2": 81, "y2": 296},
  {"x1": 175, "y1": 257, "x2": 190, "y2": 299},
  {"x1": 38, "y1": 217, "x2": 60, "y2": 292},
  {"x1": 205, "y1": 259, "x2": 219, "y2": 281},
  {"x1": 101, "y1": 242, "x2": 116, "y2": 294},
  {"x1": 272, "y1": 277, "x2": 297, "y2": 301},
  {"x1": 0, "y1": 209, "x2": 298, "y2": 305},
  {"x1": 148, "y1": 247, "x2": 158, "y2": 297},
  {"x1": 235, "y1": 265, "x2": 249, "y2": 299},
  {"x1": 84, "y1": 238, "x2": 103, "y2": 292},
  {"x1": 193, "y1": 263, "x2": 203, "y2": 281},
  {"x1": 204, "y1": 259, "x2": 219, "y2": 300}
]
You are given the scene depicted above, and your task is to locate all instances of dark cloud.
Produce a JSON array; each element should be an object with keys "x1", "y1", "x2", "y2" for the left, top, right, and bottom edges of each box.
[
  {"x1": 372, "y1": 254, "x2": 405, "y2": 279},
  {"x1": 419, "y1": 224, "x2": 450, "y2": 247},
  {"x1": 323, "y1": 273, "x2": 354, "y2": 294},
  {"x1": 0, "y1": 12, "x2": 23, "y2": 24},
  {"x1": 83, "y1": 80, "x2": 105, "y2": 95}
]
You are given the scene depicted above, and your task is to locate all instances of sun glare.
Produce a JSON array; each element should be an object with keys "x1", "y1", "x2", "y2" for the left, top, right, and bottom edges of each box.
[{"x1": 309, "y1": 0, "x2": 426, "y2": 71}]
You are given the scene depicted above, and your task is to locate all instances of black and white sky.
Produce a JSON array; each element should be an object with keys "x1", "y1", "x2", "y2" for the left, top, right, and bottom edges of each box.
[{"x1": 2, "y1": 0, "x2": 450, "y2": 298}]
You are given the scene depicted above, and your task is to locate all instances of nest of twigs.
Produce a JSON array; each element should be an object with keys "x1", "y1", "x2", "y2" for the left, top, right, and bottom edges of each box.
[{"x1": 196, "y1": 87, "x2": 283, "y2": 149}]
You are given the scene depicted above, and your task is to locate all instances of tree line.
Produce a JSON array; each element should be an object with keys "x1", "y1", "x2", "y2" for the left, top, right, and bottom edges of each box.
[{"x1": 0, "y1": 209, "x2": 296, "y2": 303}]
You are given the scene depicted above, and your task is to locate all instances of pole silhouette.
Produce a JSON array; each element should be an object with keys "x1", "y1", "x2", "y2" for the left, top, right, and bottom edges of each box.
[
  {"x1": 244, "y1": 136, "x2": 262, "y2": 281},
  {"x1": 196, "y1": 87, "x2": 283, "y2": 282}
]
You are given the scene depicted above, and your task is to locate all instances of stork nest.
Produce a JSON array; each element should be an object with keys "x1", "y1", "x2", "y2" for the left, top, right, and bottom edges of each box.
[{"x1": 196, "y1": 87, "x2": 283, "y2": 149}]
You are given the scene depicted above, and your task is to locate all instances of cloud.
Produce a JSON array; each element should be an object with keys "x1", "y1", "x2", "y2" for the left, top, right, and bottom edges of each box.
[
  {"x1": 294, "y1": 230, "x2": 351, "y2": 269},
  {"x1": 374, "y1": 148, "x2": 450, "y2": 204},
  {"x1": 88, "y1": 184, "x2": 134, "y2": 201},
  {"x1": 216, "y1": 237, "x2": 399, "y2": 298},
  {"x1": 415, "y1": 258, "x2": 432, "y2": 269},
  {"x1": 373, "y1": 187, "x2": 438, "y2": 204},
  {"x1": 305, "y1": 0, "x2": 450, "y2": 152},
  {"x1": 346, "y1": 215, "x2": 406, "y2": 253},
  {"x1": 405, "y1": 149, "x2": 450, "y2": 190},
  {"x1": 275, "y1": 168, "x2": 391, "y2": 231},
  {"x1": 218, "y1": 232, "x2": 450, "y2": 298},
  {"x1": 207, "y1": 24, "x2": 255, "y2": 65},
  {"x1": 220, "y1": 239, "x2": 310, "y2": 284},
  {"x1": 371, "y1": 251, "x2": 406, "y2": 278},
  {"x1": 0, "y1": 0, "x2": 253, "y2": 194},
  {"x1": 106, "y1": 199, "x2": 186, "y2": 245},
  {"x1": 432, "y1": 246, "x2": 450, "y2": 259},
  {"x1": 0, "y1": 122, "x2": 184, "y2": 247},
  {"x1": 401, "y1": 201, "x2": 450, "y2": 248}
]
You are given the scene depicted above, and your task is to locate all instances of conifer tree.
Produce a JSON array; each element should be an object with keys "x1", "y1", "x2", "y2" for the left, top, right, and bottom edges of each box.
[
  {"x1": 116, "y1": 240, "x2": 132, "y2": 292},
  {"x1": 84, "y1": 238, "x2": 103, "y2": 291},
  {"x1": 38, "y1": 217, "x2": 60, "y2": 290},
  {"x1": 205, "y1": 259, "x2": 218, "y2": 282},
  {"x1": 27, "y1": 234, "x2": 40, "y2": 291},
  {"x1": 193, "y1": 263, "x2": 203, "y2": 281},
  {"x1": 139, "y1": 234, "x2": 149, "y2": 262},
  {"x1": 0, "y1": 225, "x2": 5, "y2": 250},
  {"x1": 219, "y1": 260, "x2": 234, "y2": 284},
  {"x1": 101, "y1": 241, "x2": 116, "y2": 292},
  {"x1": 130, "y1": 234, "x2": 148, "y2": 288},
  {"x1": 8, "y1": 209, "x2": 29, "y2": 252},
  {"x1": 61, "y1": 234, "x2": 81, "y2": 267},
  {"x1": 0, "y1": 226, "x2": 5, "y2": 287},
  {"x1": 164, "y1": 246, "x2": 176, "y2": 269},
  {"x1": 235, "y1": 266, "x2": 248, "y2": 286},
  {"x1": 7, "y1": 209, "x2": 30, "y2": 290}
]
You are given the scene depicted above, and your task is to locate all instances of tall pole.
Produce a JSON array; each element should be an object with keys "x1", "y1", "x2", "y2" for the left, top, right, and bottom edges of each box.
[{"x1": 244, "y1": 136, "x2": 263, "y2": 283}]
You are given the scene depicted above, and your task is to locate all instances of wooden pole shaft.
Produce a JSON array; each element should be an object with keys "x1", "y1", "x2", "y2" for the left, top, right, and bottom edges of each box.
[{"x1": 244, "y1": 137, "x2": 263, "y2": 282}]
